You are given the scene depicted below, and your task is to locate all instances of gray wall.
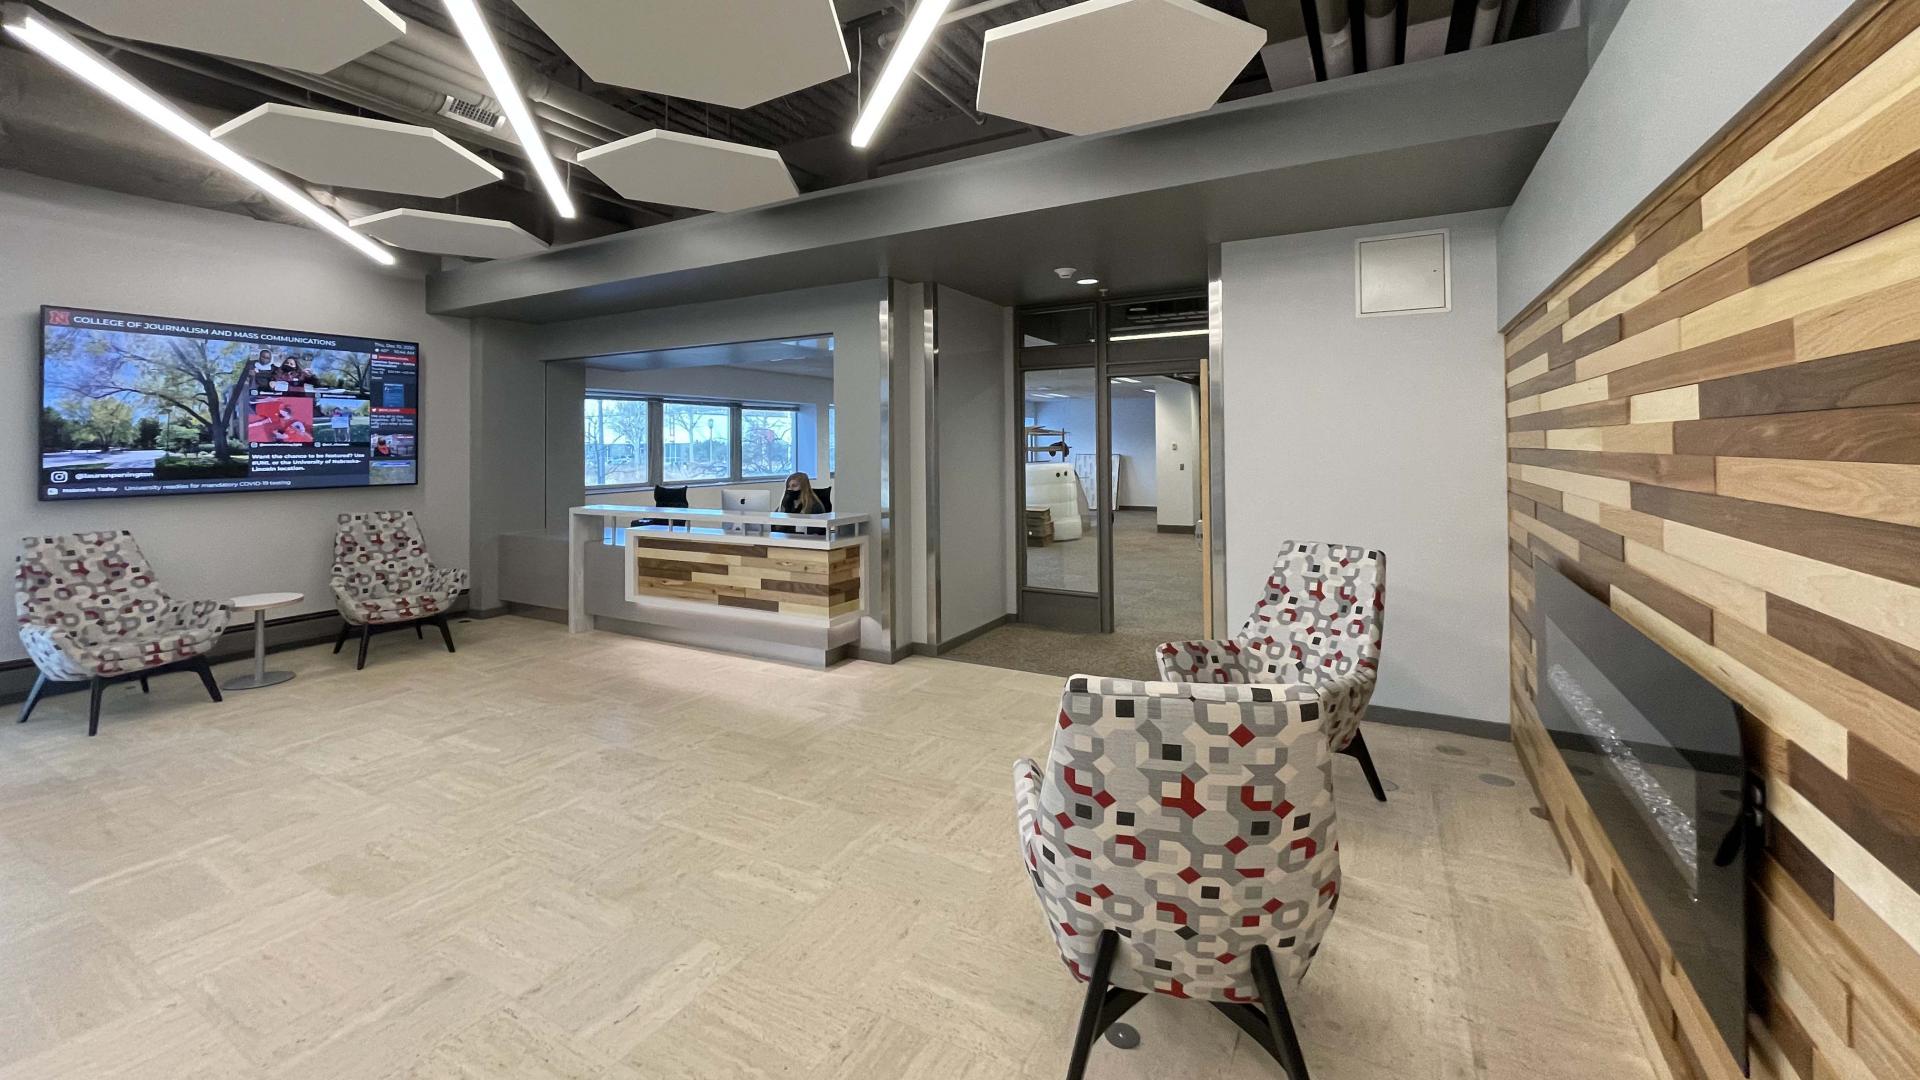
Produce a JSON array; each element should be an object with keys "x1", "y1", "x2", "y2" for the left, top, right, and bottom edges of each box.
[
  {"x1": 1496, "y1": 0, "x2": 1854, "y2": 323},
  {"x1": 1222, "y1": 209, "x2": 1509, "y2": 723},
  {"x1": 932, "y1": 285, "x2": 1013, "y2": 643},
  {"x1": 1, "y1": 169, "x2": 473, "y2": 663}
]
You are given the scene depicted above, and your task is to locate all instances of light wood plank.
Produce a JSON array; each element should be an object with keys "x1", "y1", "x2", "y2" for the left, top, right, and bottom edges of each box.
[
  {"x1": 1716, "y1": 457, "x2": 1920, "y2": 527},
  {"x1": 1507, "y1": 300, "x2": 1569, "y2": 358},
  {"x1": 1567, "y1": 264, "x2": 1663, "y2": 339},
  {"x1": 1629, "y1": 385, "x2": 1701, "y2": 423},
  {"x1": 1714, "y1": 615, "x2": 1920, "y2": 778},
  {"x1": 1507, "y1": 354, "x2": 1551, "y2": 387},
  {"x1": 1517, "y1": 465, "x2": 1633, "y2": 507},
  {"x1": 1575, "y1": 320, "x2": 1685, "y2": 382},
  {"x1": 1538, "y1": 375, "x2": 1611, "y2": 413},
  {"x1": 1793, "y1": 272, "x2": 1920, "y2": 362},
  {"x1": 1677, "y1": 215, "x2": 1920, "y2": 350},
  {"x1": 1660, "y1": 518, "x2": 1920, "y2": 652},
  {"x1": 1544, "y1": 423, "x2": 1676, "y2": 454},
  {"x1": 1508, "y1": 395, "x2": 1541, "y2": 418},
  {"x1": 1623, "y1": 539, "x2": 1768, "y2": 630},
  {"x1": 1508, "y1": 430, "x2": 1548, "y2": 449},
  {"x1": 1770, "y1": 784, "x2": 1920, "y2": 959},
  {"x1": 1514, "y1": 511, "x2": 1582, "y2": 560}
]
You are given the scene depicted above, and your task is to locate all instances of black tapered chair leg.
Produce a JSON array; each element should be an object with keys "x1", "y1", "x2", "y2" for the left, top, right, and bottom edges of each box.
[
  {"x1": 1250, "y1": 946, "x2": 1312, "y2": 1080},
  {"x1": 190, "y1": 656, "x2": 223, "y2": 703},
  {"x1": 333, "y1": 621, "x2": 351, "y2": 654},
  {"x1": 1344, "y1": 730, "x2": 1388, "y2": 802},
  {"x1": 356, "y1": 623, "x2": 372, "y2": 670},
  {"x1": 434, "y1": 614, "x2": 456, "y2": 654},
  {"x1": 139, "y1": 675, "x2": 150, "y2": 694},
  {"x1": 415, "y1": 623, "x2": 424, "y2": 639},
  {"x1": 87, "y1": 677, "x2": 106, "y2": 737},
  {"x1": 1065, "y1": 930, "x2": 1121, "y2": 1080},
  {"x1": 20, "y1": 673, "x2": 49, "y2": 723}
]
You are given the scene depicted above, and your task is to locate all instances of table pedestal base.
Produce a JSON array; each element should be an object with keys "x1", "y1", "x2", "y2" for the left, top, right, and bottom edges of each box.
[{"x1": 223, "y1": 670, "x2": 296, "y2": 690}]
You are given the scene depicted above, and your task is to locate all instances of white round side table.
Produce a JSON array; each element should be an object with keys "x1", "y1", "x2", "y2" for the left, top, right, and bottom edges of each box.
[{"x1": 224, "y1": 592, "x2": 303, "y2": 690}]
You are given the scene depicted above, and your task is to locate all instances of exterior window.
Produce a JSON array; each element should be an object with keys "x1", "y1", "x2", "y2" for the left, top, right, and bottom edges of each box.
[
  {"x1": 660, "y1": 401, "x2": 732, "y2": 483},
  {"x1": 584, "y1": 395, "x2": 649, "y2": 488},
  {"x1": 741, "y1": 407, "x2": 797, "y2": 478},
  {"x1": 827, "y1": 404, "x2": 835, "y2": 475}
]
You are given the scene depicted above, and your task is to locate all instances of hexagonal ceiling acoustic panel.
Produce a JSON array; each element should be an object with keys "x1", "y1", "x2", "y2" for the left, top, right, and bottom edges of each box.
[
  {"x1": 39, "y1": 0, "x2": 405, "y2": 74},
  {"x1": 577, "y1": 131, "x2": 798, "y2": 213},
  {"x1": 509, "y1": 0, "x2": 848, "y2": 109},
  {"x1": 349, "y1": 209, "x2": 547, "y2": 260},
  {"x1": 976, "y1": 0, "x2": 1265, "y2": 136},
  {"x1": 212, "y1": 105, "x2": 502, "y2": 198}
]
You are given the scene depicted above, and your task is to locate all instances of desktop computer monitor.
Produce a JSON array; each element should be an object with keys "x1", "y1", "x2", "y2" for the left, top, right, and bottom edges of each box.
[{"x1": 722, "y1": 488, "x2": 771, "y2": 513}]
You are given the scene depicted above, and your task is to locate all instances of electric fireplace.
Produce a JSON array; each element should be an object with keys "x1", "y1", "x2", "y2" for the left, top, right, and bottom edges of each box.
[{"x1": 1532, "y1": 563, "x2": 1760, "y2": 1071}]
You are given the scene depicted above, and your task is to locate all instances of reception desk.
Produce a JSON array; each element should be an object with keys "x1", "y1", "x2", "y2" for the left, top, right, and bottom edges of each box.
[{"x1": 561, "y1": 504, "x2": 871, "y2": 665}]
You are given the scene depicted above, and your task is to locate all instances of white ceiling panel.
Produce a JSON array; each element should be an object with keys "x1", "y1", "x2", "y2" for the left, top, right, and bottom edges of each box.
[
  {"x1": 349, "y1": 209, "x2": 546, "y2": 260},
  {"x1": 577, "y1": 131, "x2": 798, "y2": 213},
  {"x1": 212, "y1": 105, "x2": 502, "y2": 197},
  {"x1": 40, "y1": 0, "x2": 405, "y2": 73},
  {"x1": 976, "y1": 0, "x2": 1265, "y2": 136},
  {"x1": 509, "y1": 0, "x2": 849, "y2": 109}
]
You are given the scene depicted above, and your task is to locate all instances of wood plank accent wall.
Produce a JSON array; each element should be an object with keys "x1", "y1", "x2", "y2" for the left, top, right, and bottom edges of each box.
[
  {"x1": 1501, "y1": 5, "x2": 1920, "y2": 1080},
  {"x1": 631, "y1": 537, "x2": 862, "y2": 621}
]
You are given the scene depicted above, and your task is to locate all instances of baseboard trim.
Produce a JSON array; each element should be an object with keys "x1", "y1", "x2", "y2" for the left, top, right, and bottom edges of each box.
[
  {"x1": 1155, "y1": 524, "x2": 1197, "y2": 535},
  {"x1": 1368, "y1": 705, "x2": 1508, "y2": 743},
  {"x1": 1117, "y1": 504, "x2": 1156, "y2": 512},
  {"x1": 1, "y1": 593, "x2": 473, "y2": 704},
  {"x1": 932, "y1": 614, "x2": 1012, "y2": 654}
]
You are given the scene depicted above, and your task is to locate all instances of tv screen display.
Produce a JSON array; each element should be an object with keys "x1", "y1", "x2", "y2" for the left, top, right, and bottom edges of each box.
[{"x1": 38, "y1": 305, "x2": 418, "y2": 501}]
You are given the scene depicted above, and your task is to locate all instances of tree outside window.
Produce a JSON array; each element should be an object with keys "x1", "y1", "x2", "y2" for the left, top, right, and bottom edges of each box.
[
  {"x1": 584, "y1": 396, "x2": 649, "y2": 487},
  {"x1": 661, "y1": 401, "x2": 731, "y2": 483},
  {"x1": 740, "y1": 408, "x2": 796, "y2": 478}
]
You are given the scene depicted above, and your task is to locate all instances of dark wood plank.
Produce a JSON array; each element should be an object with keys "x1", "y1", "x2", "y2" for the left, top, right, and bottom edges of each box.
[
  {"x1": 1607, "y1": 322, "x2": 1797, "y2": 400},
  {"x1": 1767, "y1": 830, "x2": 1836, "y2": 918},
  {"x1": 1672, "y1": 403, "x2": 1920, "y2": 463},
  {"x1": 1546, "y1": 545, "x2": 1716, "y2": 641},
  {"x1": 1507, "y1": 493, "x2": 1537, "y2": 517},
  {"x1": 1534, "y1": 503, "x2": 1627, "y2": 560},
  {"x1": 1570, "y1": 202, "x2": 1705, "y2": 316},
  {"x1": 1747, "y1": 145, "x2": 1920, "y2": 284},
  {"x1": 1767, "y1": 595, "x2": 1920, "y2": 712},
  {"x1": 1507, "y1": 328, "x2": 1559, "y2": 372},
  {"x1": 1509, "y1": 478, "x2": 1565, "y2": 510},
  {"x1": 1548, "y1": 316, "x2": 1624, "y2": 369},
  {"x1": 716, "y1": 594, "x2": 780, "y2": 612},
  {"x1": 1508, "y1": 361, "x2": 1581, "y2": 401},
  {"x1": 1509, "y1": 448, "x2": 1717, "y2": 492},
  {"x1": 1752, "y1": 970, "x2": 1817, "y2": 1080},
  {"x1": 1849, "y1": 734, "x2": 1920, "y2": 839},
  {"x1": 1789, "y1": 741, "x2": 1920, "y2": 893},
  {"x1": 761, "y1": 577, "x2": 829, "y2": 597},
  {"x1": 1697, "y1": 339, "x2": 1920, "y2": 418},
  {"x1": 1631, "y1": 484, "x2": 1920, "y2": 588},
  {"x1": 1508, "y1": 398, "x2": 1634, "y2": 433},
  {"x1": 1621, "y1": 249, "x2": 1751, "y2": 338}
]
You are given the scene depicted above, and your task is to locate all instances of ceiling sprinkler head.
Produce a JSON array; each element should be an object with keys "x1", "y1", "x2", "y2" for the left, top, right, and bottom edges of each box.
[{"x1": 1053, "y1": 267, "x2": 1076, "y2": 279}]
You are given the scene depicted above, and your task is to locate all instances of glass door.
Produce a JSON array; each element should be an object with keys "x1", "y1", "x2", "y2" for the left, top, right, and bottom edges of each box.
[{"x1": 1016, "y1": 303, "x2": 1108, "y2": 632}]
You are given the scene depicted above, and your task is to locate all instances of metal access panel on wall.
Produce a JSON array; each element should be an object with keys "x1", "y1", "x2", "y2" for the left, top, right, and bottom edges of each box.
[{"x1": 1354, "y1": 228, "x2": 1450, "y2": 316}]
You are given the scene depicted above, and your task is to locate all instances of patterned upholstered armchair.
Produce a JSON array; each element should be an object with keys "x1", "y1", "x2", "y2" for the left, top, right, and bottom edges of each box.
[
  {"x1": 1156, "y1": 541, "x2": 1388, "y2": 801},
  {"x1": 15, "y1": 531, "x2": 229, "y2": 735},
  {"x1": 329, "y1": 511, "x2": 467, "y2": 669},
  {"x1": 1016, "y1": 676, "x2": 1339, "y2": 1079}
]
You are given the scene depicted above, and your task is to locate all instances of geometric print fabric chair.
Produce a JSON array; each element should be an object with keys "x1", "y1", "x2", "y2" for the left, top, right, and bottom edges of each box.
[
  {"x1": 14, "y1": 530, "x2": 229, "y2": 735},
  {"x1": 1156, "y1": 541, "x2": 1388, "y2": 801},
  {"x1": 1015, "y1": 675, "x2": 1340, "y2": 1079},
  {"x1": 329, "y1": 511, "x2": 467, "y2": 669}
]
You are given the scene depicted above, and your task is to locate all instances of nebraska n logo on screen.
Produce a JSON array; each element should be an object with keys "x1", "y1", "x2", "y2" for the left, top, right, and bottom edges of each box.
[{"x1": 38, "y1": 305, "x2": 420, "y2": 502}]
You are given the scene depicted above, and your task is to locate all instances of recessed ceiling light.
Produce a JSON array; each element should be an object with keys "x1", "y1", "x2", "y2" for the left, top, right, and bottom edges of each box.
[
  {"x1": 442, "y1": 0, "x2": 574, "y2": 219},
  {"x1": 1076, "y1": 277, "x2": 1099, "y2": 286},
  {"x1": 2, "y1": 9, "x2": 394, "y2": 265}
]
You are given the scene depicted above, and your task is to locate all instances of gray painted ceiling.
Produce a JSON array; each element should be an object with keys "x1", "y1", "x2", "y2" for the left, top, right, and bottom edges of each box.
[
  {"x1": 427, "y1": 30, "x2": 1584, "y2": 321},
  {"x1": 584, "y1": 336, "x2": 837, "y2": 380}
]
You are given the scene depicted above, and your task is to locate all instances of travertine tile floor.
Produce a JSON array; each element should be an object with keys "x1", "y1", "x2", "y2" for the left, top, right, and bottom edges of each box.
[{"x1": 0, "y1": 617, "x2": 1657, "y2": 1080}]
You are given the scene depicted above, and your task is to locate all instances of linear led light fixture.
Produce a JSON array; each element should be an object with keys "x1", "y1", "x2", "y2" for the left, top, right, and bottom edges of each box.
[
  {"x1": 851, "y1": 0, "x2": 953, "y2": 148},
  {"x1": 1109, "y1": 328, "x2": 1210, "y2": 341},
  {"x1": 441, "y1": 0, "x2": 574, "y2": 219},
  {"x1": 2, "y1": 6, "x2": 394, "y2": 266}
]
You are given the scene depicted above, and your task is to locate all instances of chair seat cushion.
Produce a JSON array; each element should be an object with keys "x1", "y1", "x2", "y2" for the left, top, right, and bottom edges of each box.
[
  {"x1": 77, "y1": 625, "x2": 224, "y2": 677},
  {"x1": 344, "y1": 589, "x2": 457, "y2": 625}
]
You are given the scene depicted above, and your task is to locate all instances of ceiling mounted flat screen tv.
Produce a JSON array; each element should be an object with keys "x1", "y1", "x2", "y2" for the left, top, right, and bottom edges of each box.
[{"x1": 38, "y1": 305, "x2": 418, "y2": 501}]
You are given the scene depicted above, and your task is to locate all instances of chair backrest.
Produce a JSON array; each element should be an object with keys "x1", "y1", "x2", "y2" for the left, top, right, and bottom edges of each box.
[
  {"x1": 332, "y1": 511, "x2": 435, "y2": 594},
  {"x1": 654, "y1": 484, "x2": 690, "y2": 509},
  {"x1": 15, "y1": 530, "x2": 169, "y2": 635},
  {"x1": 813, "y1": 486, "x2": 831, "y2": 512},
  {"x1": 1019, "y1": 676, "x2": 1339, "y2": 1000},
  {"x1": 1237, "y1": 541, "x2": 1384, "y2": 686}
]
